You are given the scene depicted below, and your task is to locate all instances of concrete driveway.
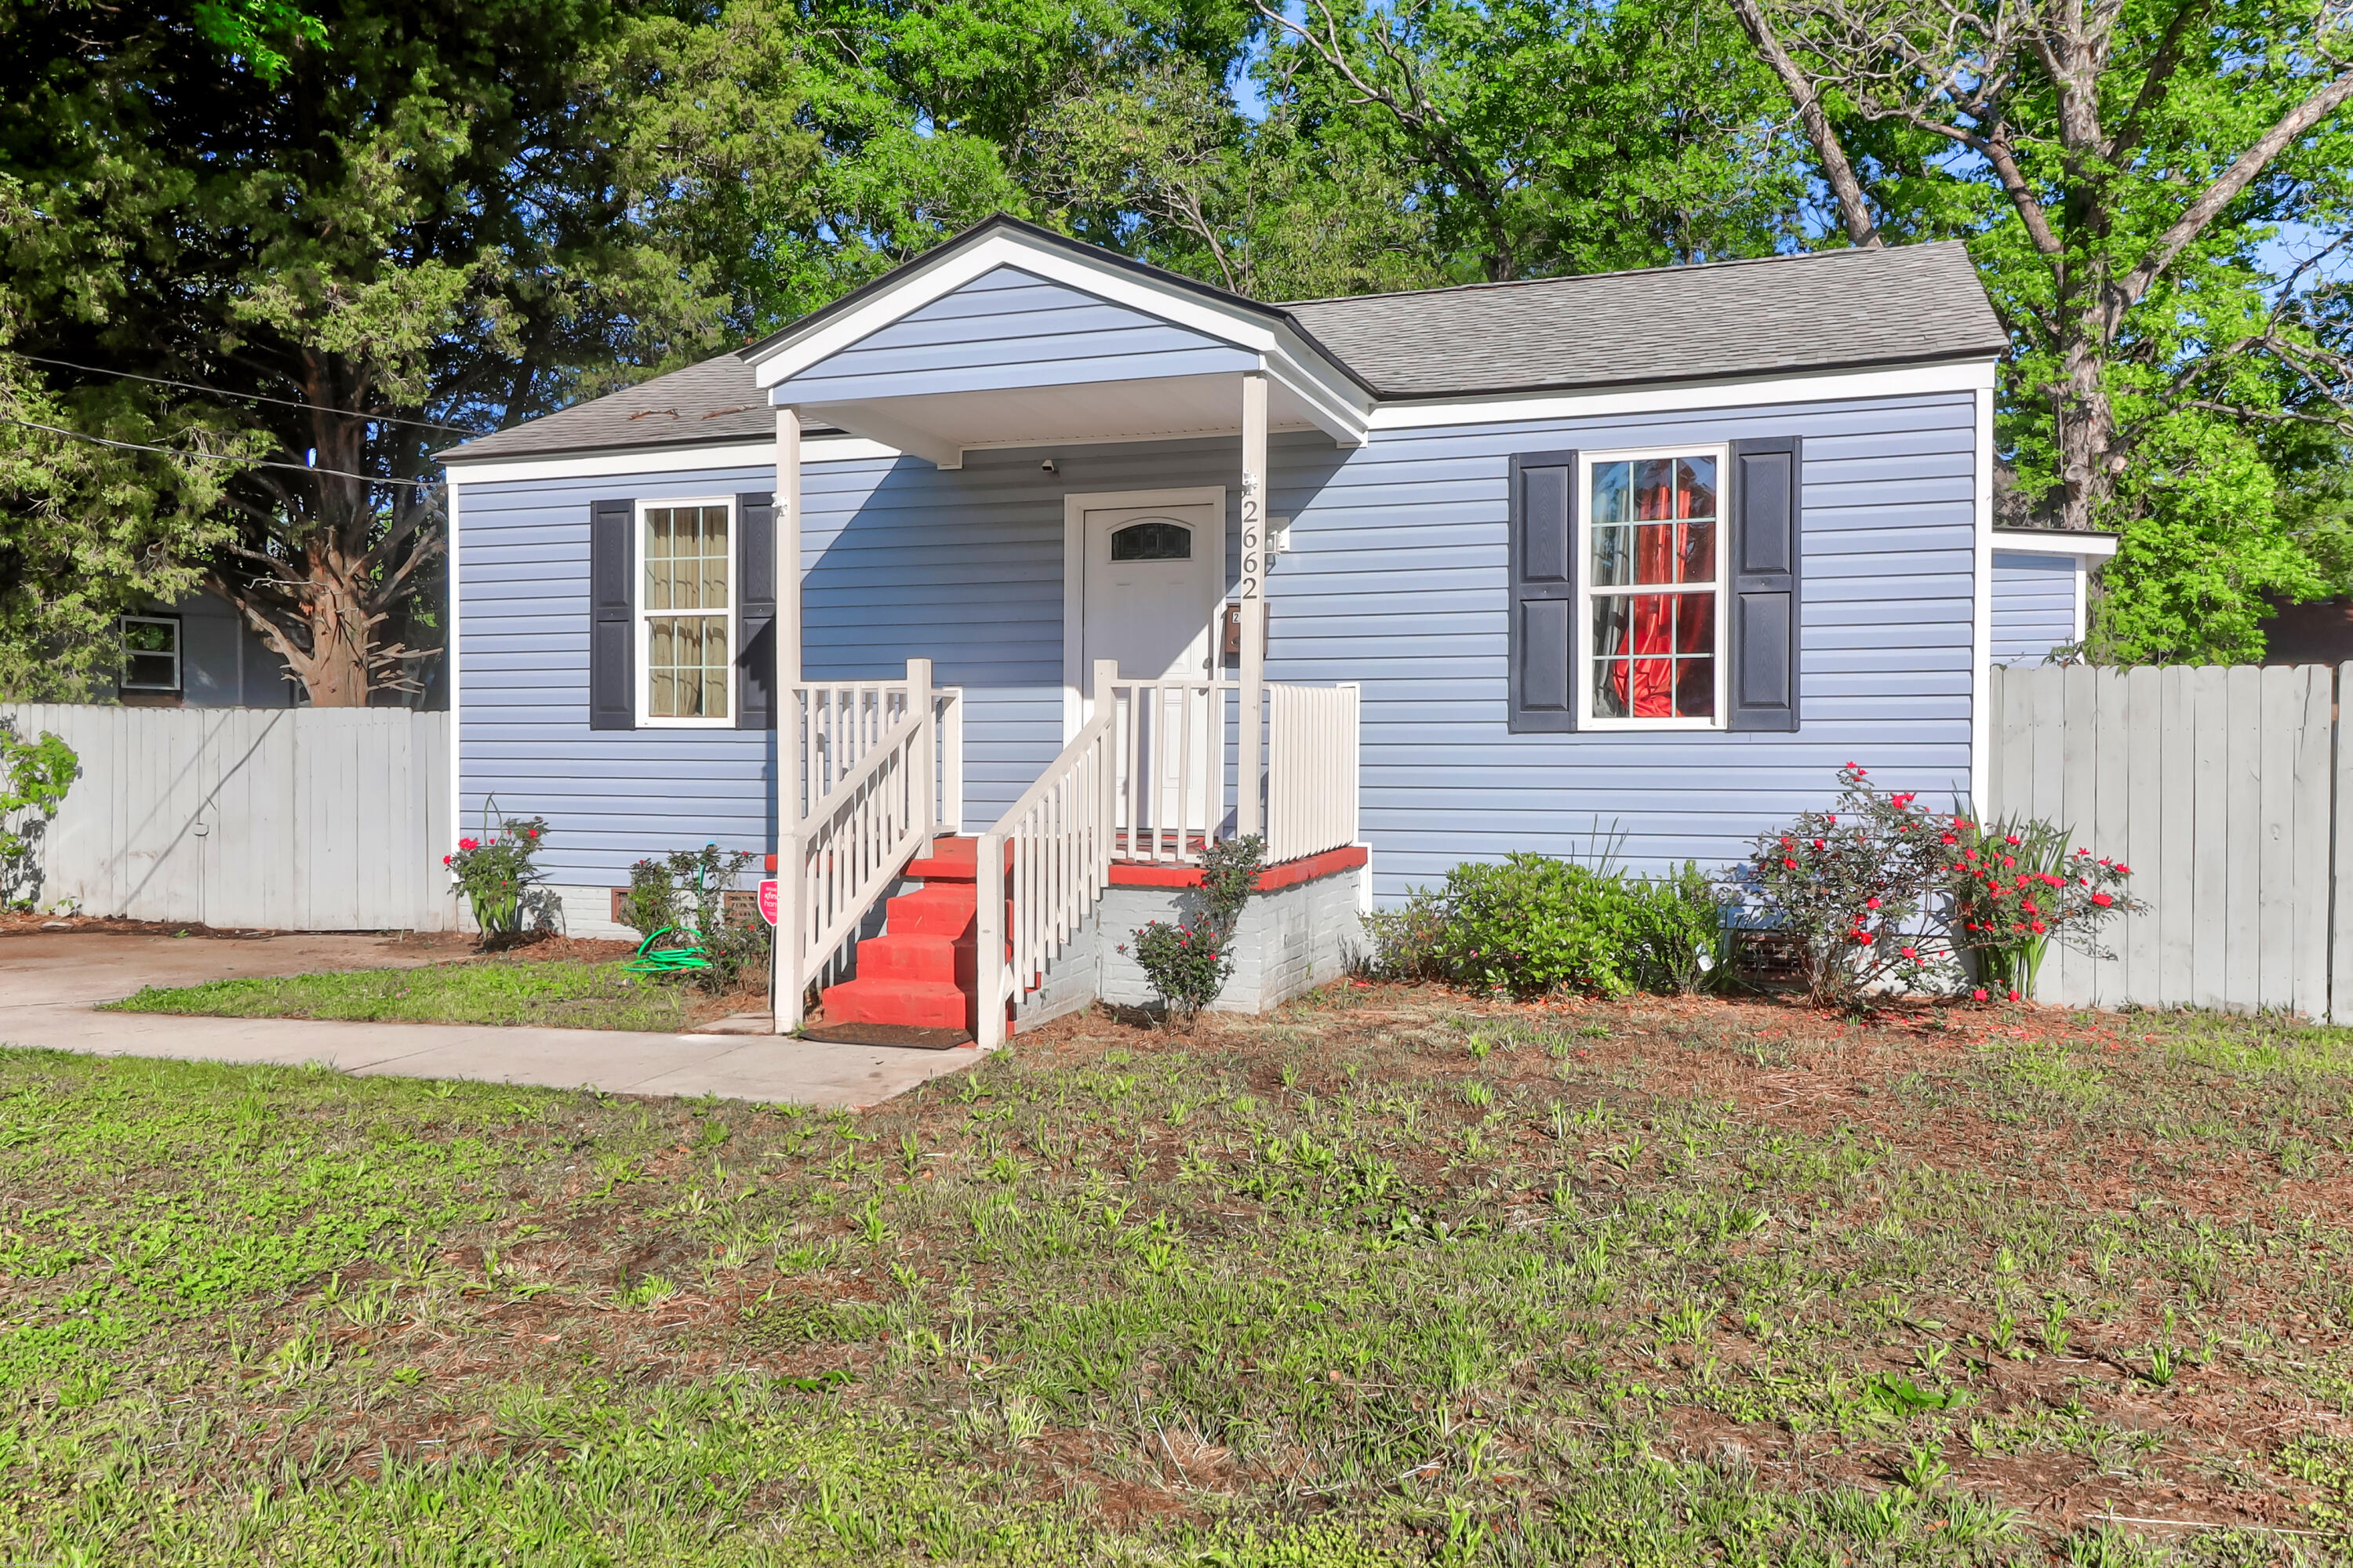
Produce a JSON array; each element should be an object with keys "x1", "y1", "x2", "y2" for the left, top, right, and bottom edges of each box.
[{"x1": 0, "y1": 931, "x2": 978, "y2": 1107}]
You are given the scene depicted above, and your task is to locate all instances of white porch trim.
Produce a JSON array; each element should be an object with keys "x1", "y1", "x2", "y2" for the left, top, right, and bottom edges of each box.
[{"x1": 1366, "y1": 359, "x2": 1998, "y2": 430}]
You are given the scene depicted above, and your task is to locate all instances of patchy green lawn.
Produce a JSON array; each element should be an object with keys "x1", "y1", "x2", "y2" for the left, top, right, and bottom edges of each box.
[
  {"x1": 103, "y1": 957, "x2": 704, "y2": 1031},
  {"x1": 4, "y1": 987, "x2": 2351, "y2": 1565}
]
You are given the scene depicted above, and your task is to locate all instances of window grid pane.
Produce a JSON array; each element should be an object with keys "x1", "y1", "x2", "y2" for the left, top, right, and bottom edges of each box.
[
  {"x1": 642, "y1": 504, "x2": 732, "y2": 720},
  {"x1": 1587, "y1": 453, "x2": 1720, "y2": 722}
]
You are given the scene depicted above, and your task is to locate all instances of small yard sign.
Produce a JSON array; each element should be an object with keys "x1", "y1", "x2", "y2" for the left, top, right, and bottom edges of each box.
[{"x1": 757, "y1": 879, "x2": 779, "y2": 926}]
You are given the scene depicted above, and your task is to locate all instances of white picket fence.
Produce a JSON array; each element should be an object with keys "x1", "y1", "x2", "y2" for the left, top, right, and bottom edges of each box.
[
  {"x1": 1987, "y1": 664, "x2": 2349, "y2": 1020},
  {"x1": 2, "y1": 704, "x2": 454, "y2": 930}
]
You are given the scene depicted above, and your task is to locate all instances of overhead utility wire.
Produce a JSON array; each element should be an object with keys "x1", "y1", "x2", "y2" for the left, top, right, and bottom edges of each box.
[
  {"x1": 15, "y1": 353, "x2": 486, "y2": 435},
  {"x1": 0, "y1": 413, "x2": 439, "y2": 487}
]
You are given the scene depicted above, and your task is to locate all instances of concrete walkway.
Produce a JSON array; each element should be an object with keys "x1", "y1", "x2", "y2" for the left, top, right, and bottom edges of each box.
[{"x1": 0, "y1": 931, "x2": 979, "y2": 1107}]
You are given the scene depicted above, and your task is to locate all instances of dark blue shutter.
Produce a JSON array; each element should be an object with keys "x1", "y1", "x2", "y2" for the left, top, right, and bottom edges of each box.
[
  {"x1": 1508, "y1": 450, "x2": 1579, "y2": 733},
  {"x1": 589, "y1": 497, "x2": 635, "y2": 730},
  {"x1": 1728, "y1": 437, "x2": 1802, "y2": 733},
  {"x1": 736, "y1": 491, "x2": 776, "y2": 729}
]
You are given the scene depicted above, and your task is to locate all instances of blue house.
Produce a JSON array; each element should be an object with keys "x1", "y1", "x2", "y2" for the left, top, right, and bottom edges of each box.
[{"x1": 442, "y1": 216, "x2": 2085, "y2": 1042}]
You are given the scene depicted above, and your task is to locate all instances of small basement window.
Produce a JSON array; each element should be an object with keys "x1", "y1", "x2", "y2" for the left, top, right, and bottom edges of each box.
[
  {"x1": 640, "y1": 500, "x2": 733, "y2": 723},
  {"x1": 1583, "y1": 450, "x2": 1724, "y2": 727},
  {"x1": 121, "y1": 615, "x2": 182, "y2": 693},
  {"x1": 1108, "y1": 519, "x2": 1192, "y2": 562}
]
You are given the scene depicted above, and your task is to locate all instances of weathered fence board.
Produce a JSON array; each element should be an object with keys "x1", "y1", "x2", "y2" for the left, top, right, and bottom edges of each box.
[
  {"x1": 1988, "y1": 664, "x2": 2343, "y2": 1017},
  {"x1": 2, "y1": 704, "x2": 453, "y2": 931}
]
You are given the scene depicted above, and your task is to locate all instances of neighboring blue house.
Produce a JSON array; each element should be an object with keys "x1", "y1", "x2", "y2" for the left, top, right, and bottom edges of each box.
[{"x1": 442, "y1": 216, "x2": 2062, "y2": 1040}]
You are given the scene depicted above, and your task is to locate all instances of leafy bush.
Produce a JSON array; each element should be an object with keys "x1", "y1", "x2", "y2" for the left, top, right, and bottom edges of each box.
[
  {"x1": 0, "y1": 719, "x2": 76, "y2": 909},
  {"x1": 1361, "y1": 886, "x2": 1447, "y2": 980},
  {"x1": 619, "y1": 843, "x2": 768, "y2": 993},
  {"x1": 1737, "y1": 764, "x2": 1948, "y2": 1006},
  {"x1": 1122, "y1": 835, "x2": 1264, "y2": 1022},
  {"x1": 1623, "y1": 862, "x2": 1726, "y2": 995},
  {"x1": 1739, "y1": 763, "x2": 2143, "y2": 1006},
  {"x1": 1947, "y1": 812, "x2": 2139, "y2": 1000},
  {"x1": 443, "y1": 802, "x2": 547, "y2": 938},
  {"x1": 1372, "y1": 853, "x2": 1723, "y2": 999}
]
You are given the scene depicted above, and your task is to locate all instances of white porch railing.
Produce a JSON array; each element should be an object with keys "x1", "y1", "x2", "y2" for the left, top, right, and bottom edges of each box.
[
  {"x1": 975, "y1": 660, "x2": 1120, "y2": 1050},
  {"x1": 1104, "y1": 677, "x2": 1235, "y2": 864},
  {"x1": 775, "y1": 662, "x2": 962, "y2": 1030},
  {"x1": 1266, "y1": 681, "x2": 1361, "y2": 863}
]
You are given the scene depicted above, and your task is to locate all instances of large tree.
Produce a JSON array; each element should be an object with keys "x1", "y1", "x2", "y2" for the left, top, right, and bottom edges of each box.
[
  {"x1": 1726, "y1": 0, "x2": 2353, "y2": 557},
  {"x1": 1246, "y1": 0, "x2": 1816, "y2": 286},
  {"x1": 1, "y1": 0, "x2": 733, "y2": 704}
]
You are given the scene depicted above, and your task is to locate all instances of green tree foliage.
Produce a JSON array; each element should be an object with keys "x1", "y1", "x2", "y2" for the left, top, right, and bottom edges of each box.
[
  {"x1": 1249, "y1": 0, "x2": 1813, "y2": 286},
  {"x1": 0, "y1": 0, "x2": 732, "y2": 704},
  {"x1": 1731, "y1": 0, "x2": 2353, "y2": 660}
]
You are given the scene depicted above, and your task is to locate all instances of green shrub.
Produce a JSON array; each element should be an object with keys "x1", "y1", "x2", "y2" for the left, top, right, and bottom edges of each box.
[
  {"x1": 1366, "y1": 854, "x2": 1723, "y2": 999},
  {"x1": 1122, "y1": 835, "x2": 1264, "y2": 1021},
  {"x1": 619, "y1": 843, "x2": 768, "y2": 994},
  {"x1": 1622, "y1": 862, "x2": 1726, "y2": 995}
]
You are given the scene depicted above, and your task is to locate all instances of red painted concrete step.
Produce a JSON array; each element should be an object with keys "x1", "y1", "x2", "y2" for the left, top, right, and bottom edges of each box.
[{"x1": 820, "y1": 836, "x2": 985, "y2": 1035}]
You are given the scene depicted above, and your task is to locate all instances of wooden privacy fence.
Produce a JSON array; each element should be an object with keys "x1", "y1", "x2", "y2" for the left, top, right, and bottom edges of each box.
[
  {"x1": 1986, "y1": 664, "x2": 2347, "y2": 1019},
  {"x1": 2, "y1": 704, "x2": 453, "y2": 931}
]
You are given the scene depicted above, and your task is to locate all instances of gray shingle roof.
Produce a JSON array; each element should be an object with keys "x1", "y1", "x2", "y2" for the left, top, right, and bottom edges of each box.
[
  {"x1": 1280, "y1": 241, "x2": 2006, "y2": 398},
  {"x1": 444, "y1": 234, "x2": 2005, "y2": 463},
  {"x1": 444, "y1": 353, "x2": 825, "y2": 462}
]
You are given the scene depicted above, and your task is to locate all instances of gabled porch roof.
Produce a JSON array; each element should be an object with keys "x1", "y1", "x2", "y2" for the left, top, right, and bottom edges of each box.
[{"x1": 740, "y1": 216, "x2": 1374, "y2": 467}]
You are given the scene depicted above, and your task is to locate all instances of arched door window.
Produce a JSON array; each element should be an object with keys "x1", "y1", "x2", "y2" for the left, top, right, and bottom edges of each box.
[{"x1": 1107, "y1": 519, "x2": 1192, "y2": 562}]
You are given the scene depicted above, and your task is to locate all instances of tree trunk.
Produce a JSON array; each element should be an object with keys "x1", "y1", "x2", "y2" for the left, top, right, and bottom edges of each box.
[{"x1": 213, "y1": 534, "x2": 383, "y2": 707}]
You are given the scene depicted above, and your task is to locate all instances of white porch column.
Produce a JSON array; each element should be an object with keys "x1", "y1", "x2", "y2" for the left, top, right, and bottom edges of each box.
[
  {"x1": 773, "y1": 408, "x2": 805, "y2": 1034},
  {"x1": 1237, "y1": 370, "x2": 1268, "y2": 840}
]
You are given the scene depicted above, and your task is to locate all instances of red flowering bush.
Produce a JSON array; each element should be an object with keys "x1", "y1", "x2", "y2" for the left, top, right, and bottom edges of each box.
[
  {"x1": 1740, "y1": 764, "x2": 1952, "y2": 1006},
  {"x1": 1945, "y1": 814, "x2": 2139, "y2": 997},
  {"x1": 444, "y1": 803, "x2": 548, "y2": 938},
  {"x1": 1122, "y1": 836, "x2": 1264, "y2": 1022},
  {"x1": 1743, "y1": 764, "x2": 2144, "y2": 1006}
]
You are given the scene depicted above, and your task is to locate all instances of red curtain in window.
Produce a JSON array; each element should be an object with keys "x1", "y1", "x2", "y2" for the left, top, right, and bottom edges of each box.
[{"x1": 1609, "y1": 472, "x2": 1690, "y2": 718}]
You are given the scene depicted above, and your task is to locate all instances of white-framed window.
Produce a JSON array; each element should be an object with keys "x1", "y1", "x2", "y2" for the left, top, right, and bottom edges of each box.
[
  {"x1": 636, "y1": 497, "x2": 735, "y2": 726},
  {"x1": 121, "y1": 614, "x2": 183, "y2": 693},
  {"x1": 1577, "y1": 446, "x2": 1726, "y2": 729}
]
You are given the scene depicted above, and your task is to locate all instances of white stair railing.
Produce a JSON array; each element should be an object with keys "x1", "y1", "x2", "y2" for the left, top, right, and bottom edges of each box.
[
  {"x1": 1266, "y1": 681, "x2": 1361, "y2": 863},
  {"x1": 974, "y1": 660, "x2": 1120, "y2": 1050},
  {"x1": 775, "y1": 661, "x2": 961, "y2": 1031}
]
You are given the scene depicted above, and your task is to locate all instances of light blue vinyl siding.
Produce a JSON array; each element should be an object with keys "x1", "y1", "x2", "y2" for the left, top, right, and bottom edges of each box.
[
  {"x1": 460, "y1": 389, "x2": 1980, "y2": 900},
  {"x1": 769, "y1": 267, "x2": 1259, "y2": 405},
  {"x1": 1262, "y1": 391, "x2": 1980, "y2": 897},
  {"x1": 457, "y1": 461, "x2": 779, "y2": 886},
  {"x1": 1990, "y1": 551, "x2": 2077, "y2": 665}
]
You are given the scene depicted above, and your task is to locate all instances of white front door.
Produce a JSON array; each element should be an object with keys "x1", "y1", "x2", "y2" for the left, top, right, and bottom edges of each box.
[
  {"x1": 1079, "y1": 499, "x2": 1222, "y2": 837},
  {"x1": 1082, "y1": 501, "x2": 1220, "y2": 684}
]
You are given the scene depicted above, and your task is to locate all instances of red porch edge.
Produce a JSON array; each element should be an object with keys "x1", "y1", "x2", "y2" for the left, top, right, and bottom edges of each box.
[{"x1": 1107, "y1": 842, "x2": 1368, "y2": 891}]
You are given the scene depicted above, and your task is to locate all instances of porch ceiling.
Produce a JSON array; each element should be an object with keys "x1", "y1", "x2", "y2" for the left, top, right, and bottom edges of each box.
[{"x1": 799, "y1": 372, "x2": 1349, "y2": 471}]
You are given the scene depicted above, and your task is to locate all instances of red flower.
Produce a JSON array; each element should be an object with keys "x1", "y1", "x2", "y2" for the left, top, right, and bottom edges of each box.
[
  {"x1": 1812, "y1": 839, "x2": 1826, "y2": 851},
  {"x1": 1900, "y1": 946, "x2": 1916, "y2": 959},
  {"x1": 2006, "y1": 989, "x2": 2020, "y2": 1002},
  {"x1": 2020, "y1": 898, "x2": 2037, "y2": 915},
  {"x1": 1940, "y1": 833, "x2": 1958, "y2": 846},
  {"x1": 1865, "y1": 896, "x2": 1881, "y2": 910},
  {"x1": 526, "y1": 828, "x2": 540, "y2": 839},
  {"x1": 2115, "y1": 864, "x2": 2131, "y2": 875},
  {"x1": 457, "y1": 837, "x2": 479, "y2": 851},
  {"x1": 2089, "y1": 891, "x2": 2113, "y2": 907},
  {"x1": 1964, "y1": 849, "x2": 1978, "y2": 861},
  {"x1": 2005, "y1": 833, "x2": 2022, "y2": 846},
  {"x1": 1972, "y1": 988, "x2": 1988, "y2": 1002},
  {"x1": 2076, "y1": 848, "x2": 2089, "y2": 857},
  {"x1": 1853, "y1": 930, "x2": 1875, "y2": 944},
  {"x1": 2001, "y1": 856, "x2": 2014, "y2": 868},
  {"x1": 442, "y1": 854, "x2": 453, "y2": 866},
  {"x1": 1782, "y1": 857, "x2": 1798, "y2": 869}
]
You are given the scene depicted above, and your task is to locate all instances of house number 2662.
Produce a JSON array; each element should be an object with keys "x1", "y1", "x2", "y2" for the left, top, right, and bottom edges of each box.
[{"x1": 1239, "y1": 492, "x2": 1262, "y2": 600}]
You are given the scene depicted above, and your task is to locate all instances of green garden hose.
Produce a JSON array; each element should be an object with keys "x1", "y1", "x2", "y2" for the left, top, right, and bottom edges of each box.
[{"x1": 623, "y1": 926, "x2": 711, "y2": 973}]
